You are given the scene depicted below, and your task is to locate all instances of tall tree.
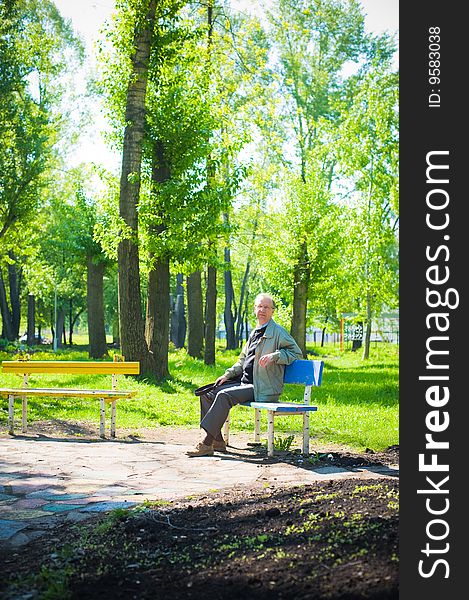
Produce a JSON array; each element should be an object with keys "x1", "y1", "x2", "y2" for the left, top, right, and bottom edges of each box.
[
  {"x1": 186, "y1": 271, "x2": 204, "y2": 359},
  {"x1": 87, "y1": 257, "x2": 108, "y2": 358},
  {"x1": 145, "y1": 141, "x2": 171, "y2": 378},
  {"x1": 267, "y1": 0, "x2": 369, "y2": 353},
  {"x1": 116, "y1": 0, "x2": 158, "y2": 371},
  {"x1": 0, "y1": 0, "x2": 83, "y2": 243},
  {"x1": 335, "y1": 53, "x2": 399, "y2": 359},
  {"x1": 0, "y1": 0, "x2": 83, "y2": 341},
  {"x1": 170, "y1": 273, "x2": 186, "y2": 348}
]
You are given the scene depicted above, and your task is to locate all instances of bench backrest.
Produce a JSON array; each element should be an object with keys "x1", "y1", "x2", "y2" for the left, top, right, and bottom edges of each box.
[
  {"x1": 284, "y1": 359, "x2": 324, "y2": 387},
  {"x1": 1, "y1": 361, "x2": 140, "y2": 375}
]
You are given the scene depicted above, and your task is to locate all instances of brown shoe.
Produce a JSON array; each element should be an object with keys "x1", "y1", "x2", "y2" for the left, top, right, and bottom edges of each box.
[
  {"x1": 186, "y1": 442, "x2": 214, "y2": 457},
  {"x1": 213, "y1": 439, "x2": 227, "y2": 452}
]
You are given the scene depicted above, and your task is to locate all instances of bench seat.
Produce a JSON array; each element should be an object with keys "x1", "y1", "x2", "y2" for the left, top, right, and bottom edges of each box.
[
  {"x1": 241, "y1": 401, "x2": 318, "y2": 413},
  {"x1": 223, "y1": 359, "x2": 323, "y2": 457},
  {"x1": 0, "y1": 359, "x2": 139, "y2": 439}
]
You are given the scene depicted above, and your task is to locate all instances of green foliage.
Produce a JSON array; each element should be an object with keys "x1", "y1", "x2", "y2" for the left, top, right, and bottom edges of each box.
[
  {"x1": 0, "y1": 0, "x2": 83, "y2": 245},
  {"x1": 271, "y1": 434, "x2": 295, "y2": 451},
  {"x1": 333, "y1": 54, "x2": 399, "y2": 322},
  {"x1": 95, "y1": 508, "x2": 130, "y2": 534}
]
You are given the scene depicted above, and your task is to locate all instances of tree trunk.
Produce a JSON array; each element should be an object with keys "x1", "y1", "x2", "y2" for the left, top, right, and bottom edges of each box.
[
  {"x1": 223, "y1": 247, "x2": 236, "y2": 350},
  {"x1": 117, "y1": 0, "x2": 157, "y2": 373},
  {"x1": 146, "y1": 256, "x2": 170, "y2": 379},
  {"x1": 186, "y1": 271, "x2": 204, "y2": 359},
  {"x1": 0, "y1": 268, "x2": 15, "y2": 341},
  {"x1": 204, "y1": 263, "x2": 217, "y2": 365},
  {"x1": 55, "y1": 308, "x2": 65, "y2": 349},
  {"x1": 70, "y1": 308, "x2": 85, "y2": 346},
  {"x1": 320, "y1": 316, "x2": 329, "y2": 348},
  {"x1": 235, "y1": 261, "x2": 250, "y2": 347},
  {"x1": 27, "y1": 294, "x2": 36, "y2": 345},
  {"x1": 170, "y1": 273, "x2": 186, "y2": 348},
  {"x1": 144, "y1": 139, "x2": 171, "y2": 379},
  {"x1": 68, "y1": 300, "x2": 73, "y2": 345},
  {"x1": 7, "y1": 253, "x2": 21, "y2": 339},
  {"x1": 87, "y1": 256, "x2": 109, "y2": 359},
  {"x1": 321, "y1": 327, "x2": 326, "y2": 347},
  {"x1": 113, "y1": 318, "x2": 120, "y2": 347},
  {"x1": 291, "y1": 242, "x2": 310, "y2": 357},
  {"x1": 244, "y1": 296, "x2": 250, "y2": 342},
  {"x1": 362, "y1": 293, "x2": 372, "y2": 359}
]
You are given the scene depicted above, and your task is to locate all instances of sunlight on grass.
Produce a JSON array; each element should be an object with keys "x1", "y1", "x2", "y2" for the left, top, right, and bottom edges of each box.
[{"x1": 0, "y1": 342, "x2": 398, "y2": 451}]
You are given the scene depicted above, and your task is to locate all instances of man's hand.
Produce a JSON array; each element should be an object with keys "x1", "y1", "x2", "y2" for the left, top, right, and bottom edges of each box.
[
  {"x1": 215, "y1": 375, "x2": 229, "y2": 386},
  {"x1": 259, "y1": 353, "x2": 276, "y2": 367}
]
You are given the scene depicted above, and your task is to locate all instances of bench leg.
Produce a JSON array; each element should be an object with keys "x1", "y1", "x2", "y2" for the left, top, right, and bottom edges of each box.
[
  {"x1": 267, "y1": 411, "x2": 274, "y2": 457},
  {"x1": 110, "y1": 401, "x2": 117, "y2": 438},
  {"x1": 254, "y1": 408, "x2": 261, "y2": 443},
  {"x1": 223, "y1": 415, "x2": 230, "y2": 446},
  {"x1": 8, "y1": 395, "x2": 14, "y2": 435},
  {"x1": 303, "y1": 413, "x2": 310, "y2": 455},
  {"x1": 100, "y1": 399, "x2": 106, "y2": 439},
  {"x1": 22, "y1": 395, "x2": 28, "y2": 433}
]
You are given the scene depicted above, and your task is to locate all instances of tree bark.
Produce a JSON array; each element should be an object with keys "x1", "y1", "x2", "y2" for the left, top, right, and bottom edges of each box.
[
  {"x1": 223, "y1": 247, "x2": 236, "y2": 350},
  {"x1": 113, "y1": 318, "x2": 120, "y2": 347},
  {"x1": 144, "y1": 139, "x2": 171, "y2": 379},
  {"x1": 362, "y1": 293, "x2": 372, "y2": 359},
  {"x1": 0, "y1": 268, "x2": 15, "y2": 341},
  {"x1": 117, "y1": 0, "x2": 157, "y2": 373},
  {"x1": 291, "y1": 241, "x2": 310, "y2": 357},
  {"x1": 55, "y1": 308, "x2": 65, "y2": 349},
  {"x1": 7, "y1": 252, "x2": 21, "y2": 339},
  {"x1": 87, "y1": 256, "x2": 109, "y2": 359},
  {"x1": 186, "y1": 271, "x2": 204, "y2": 359},
  {"x1": 145, "y1": 256, "x2": 170, "y2": 378},
  {"x1": 320, "y1": 316, "x2": 329, "y2": 348},
  {"x1": 70, "y1": 307, "x2": 85, "y2": 346},
  {"x1": 27, "y1": 294, "x2": 36, "y2": 345},
  {"x1": 204, "y1": 263, "x2": 217, "y2": 365},
  {"x1": 235, "y1": 261, "x2": 250, "y2": 347},
  {"x1": 170, "y1": 273, "x2": 186, "y2": 348}
]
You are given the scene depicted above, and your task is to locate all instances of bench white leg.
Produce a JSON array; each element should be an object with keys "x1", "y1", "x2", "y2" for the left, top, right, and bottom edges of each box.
[
  {"x1": 303, "y1": 412, "x2": 310, "y2": 455},
  {"x1": 223, "y1": 415, "x2": 230, "y2": 446},
  {"x1": 22, "y1": 395, "x2": 28, "y2": 433},
  {"x1": 8, "y1": 395, "x2": 14, "y2": 435},
  {"x1": 254, "y1": 408, "x2": 261, "y2": 443},
  {"x1": 100, "y1": 399, "x2": 106, "y2": 439},
  {"x1": 267, "y1": 411, "x2": 274, "y2": 457},
  {"x1": 110, "y1": 401, "x2": 117, "y2": 438}
]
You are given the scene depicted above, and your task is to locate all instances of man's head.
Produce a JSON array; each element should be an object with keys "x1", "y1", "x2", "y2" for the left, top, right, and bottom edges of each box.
[{"x1": 254, "y1": 293, "x2": 276, "y2": 326}]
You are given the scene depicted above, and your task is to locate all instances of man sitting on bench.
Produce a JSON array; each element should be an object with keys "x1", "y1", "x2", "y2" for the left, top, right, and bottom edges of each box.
[{"x1": 187, "y1": 293, "x2": 302, "y2": 457}]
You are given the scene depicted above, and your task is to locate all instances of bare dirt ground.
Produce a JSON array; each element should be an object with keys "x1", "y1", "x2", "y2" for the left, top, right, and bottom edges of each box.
[{"x1": 0, "y1": 425, "x2": 399, "y2": 600}]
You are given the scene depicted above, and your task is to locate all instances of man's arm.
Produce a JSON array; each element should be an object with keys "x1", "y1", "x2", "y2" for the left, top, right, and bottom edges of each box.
[
  {"x1": 259, "y1": 329, "x2": 302, "y2": 367},
  {"x1": 215, "y1": 342, "x2": 248, "y2": 384}
]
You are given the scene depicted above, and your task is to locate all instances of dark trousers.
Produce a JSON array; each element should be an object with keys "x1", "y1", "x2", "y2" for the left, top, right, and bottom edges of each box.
[{"x1": 200, "y1": 382, "x2": 254, "y2": 438}]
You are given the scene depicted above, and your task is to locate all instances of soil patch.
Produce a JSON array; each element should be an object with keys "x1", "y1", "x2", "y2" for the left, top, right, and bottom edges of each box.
[{"x1": 0, "y1": 426, "x2": 399, "y2": 599}]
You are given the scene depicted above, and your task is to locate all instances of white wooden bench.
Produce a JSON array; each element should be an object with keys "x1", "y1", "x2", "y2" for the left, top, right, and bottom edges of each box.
[
  {"x1": 0, "y1": 358, "x2": 139, "y2": 439},
  {"x1": 223, "y1": 359, "x2": 324, "y2": 457}
]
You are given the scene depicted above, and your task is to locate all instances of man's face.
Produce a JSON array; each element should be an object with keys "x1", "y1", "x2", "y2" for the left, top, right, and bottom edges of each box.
[{"x1": 254, "y1": 297, "x2": 274, "y2": 325}]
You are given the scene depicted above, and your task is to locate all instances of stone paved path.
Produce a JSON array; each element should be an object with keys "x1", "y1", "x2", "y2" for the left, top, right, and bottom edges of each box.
[{"x1": 0, "y1": 430, "x2": 398, "y2": 548}]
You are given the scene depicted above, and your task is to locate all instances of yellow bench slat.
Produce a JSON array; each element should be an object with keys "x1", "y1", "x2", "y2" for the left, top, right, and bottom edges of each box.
[
  {"x1": 0, "y1": 388, "x2": 137, "y2": 399},
  {"x1": 1, "y1": 359, "x2": 141, "y2": 439},
  {"x1": 1, "y1": 361, "x2": 140, "y2": 375}
]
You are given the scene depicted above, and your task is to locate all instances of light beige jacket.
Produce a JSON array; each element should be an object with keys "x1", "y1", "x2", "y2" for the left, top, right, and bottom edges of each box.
[{"x1": 224, "y1": 319, "x2": 302, "y2": 402}]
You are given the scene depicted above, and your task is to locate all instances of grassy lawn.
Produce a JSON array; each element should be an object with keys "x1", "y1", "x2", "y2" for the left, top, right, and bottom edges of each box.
[{"x1": 0, "y1": 341, "x2": 398, "y2": 452}]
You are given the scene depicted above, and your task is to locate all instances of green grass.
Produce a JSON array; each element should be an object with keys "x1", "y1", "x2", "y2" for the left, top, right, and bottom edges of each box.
[{"x1": 0, "y1": 342, "x2": 398, "y2": 452}]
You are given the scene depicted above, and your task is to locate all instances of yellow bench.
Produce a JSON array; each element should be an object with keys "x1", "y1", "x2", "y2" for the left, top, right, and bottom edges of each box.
[{"x1": 0, "y1": 359, "x2": 140, "y2": 439}]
